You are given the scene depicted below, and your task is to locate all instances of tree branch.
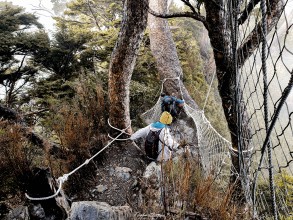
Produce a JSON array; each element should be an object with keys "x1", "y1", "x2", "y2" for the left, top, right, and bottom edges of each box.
[
  {"x1": 0, "y1": 68, "x2": 37, "y2": 84},
  {"x1": 24, "y1": 109, "x2": 49, "y2": 117},
  {"x1": 86, "y1": 0, "x2": 102, "y2": 30},
  {"x1": 180, "y1": 0, "x2": 197, "y2": 15},
  {"x1": 238, "y1": 0, "x2": 261, "y2": 25},
  {"x1": 147, "y1": 6, "x2": 208, "y2": 30},
  {"x1": 237, "y1": 0, "x2": 283, "y2": 66}
]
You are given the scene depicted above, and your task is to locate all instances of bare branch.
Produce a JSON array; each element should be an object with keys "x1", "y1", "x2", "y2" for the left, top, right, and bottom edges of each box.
[
  {"x1": 147, "y1": 6, "x2": 208, "y2": 30},
  {"x1": 86, "y1": 0, "x2": 102, "y2": 30},
  {"x1": 237, "y1": 0, "x2": 283, "y2": 66},
  {"x1": 238, "y1": 0, "x2": 261, "y2": 25},
  {"x1": 24, "y1": 109, "x2": 49, "y2": 116},
  {"x1": 56, "y1": 19, "x2": 92, "y2": 26},
  {"x1": 0, "y1": 68, "x2": 37, "y2": 84},
  {"x1": 181, "y1": 0, "x2": 197, "y2": 15}
]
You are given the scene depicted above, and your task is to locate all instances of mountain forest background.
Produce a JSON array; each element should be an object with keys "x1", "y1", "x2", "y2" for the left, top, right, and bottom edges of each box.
[{"x1": 0, "y1": 0, "x2": 292, "y2": 219}]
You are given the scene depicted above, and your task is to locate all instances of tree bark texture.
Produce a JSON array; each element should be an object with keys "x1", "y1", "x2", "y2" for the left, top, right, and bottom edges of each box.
[
  {"x1": 108, "y1": 0, "x2": 149, "y2": 134},
  {"x1": 204, "y1": 0, "x2": 249, "y2": 198},
  {"x1": 148, "y1": 0, "x2": 198, "y2": 110}
]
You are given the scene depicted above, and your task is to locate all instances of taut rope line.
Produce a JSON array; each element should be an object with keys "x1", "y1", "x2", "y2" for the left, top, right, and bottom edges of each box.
[{"x1": 25, "y1": 123, "x2": 131, "y2": 201}]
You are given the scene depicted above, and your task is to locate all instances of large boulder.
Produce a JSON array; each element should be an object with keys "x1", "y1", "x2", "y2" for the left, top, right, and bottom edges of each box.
[{"x1": 69, "y1": 201, "x2": 132, "y2": 220}]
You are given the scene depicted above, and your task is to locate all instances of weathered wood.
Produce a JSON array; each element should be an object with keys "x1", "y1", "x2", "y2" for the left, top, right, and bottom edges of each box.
[
  {"x1": 26, "y1": 168, "x2": 68, "y2": 219},
  {"x1": 47, "y1": 176, "x2": 70, "y2": 216}
]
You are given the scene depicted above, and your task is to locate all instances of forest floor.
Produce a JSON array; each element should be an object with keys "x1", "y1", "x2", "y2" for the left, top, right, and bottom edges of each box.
[{"x1": 70, "y1": 141, "x2": 147, "y2": 211}]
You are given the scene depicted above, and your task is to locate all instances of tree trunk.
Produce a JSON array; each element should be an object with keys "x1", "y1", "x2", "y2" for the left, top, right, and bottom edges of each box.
[
  {"x1": 147, "y1": 0, "x2": 282, "y2": 202},
  {"x1": 149, "y1": 0, "x2": 250, "y2": 200},
  {"x1": 108, "y1": 0, "x2": 149, "y2": 135},
  {"x1": 148, "y1": 0, "x2": 198, "y2": 109},
  {"x1": 204, "y1": 0, "x2": 251, "y2": 201}
]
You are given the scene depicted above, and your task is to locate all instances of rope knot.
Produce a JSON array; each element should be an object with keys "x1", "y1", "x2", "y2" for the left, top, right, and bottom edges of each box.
[{"x1": 58, "y1": 174, "x2": 69, "y2": 183}]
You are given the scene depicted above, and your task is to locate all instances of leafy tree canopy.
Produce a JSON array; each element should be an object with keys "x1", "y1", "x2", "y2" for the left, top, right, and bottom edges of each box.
[{"x1": 0, "y1": 2, "x2": 50, "y2": 106}]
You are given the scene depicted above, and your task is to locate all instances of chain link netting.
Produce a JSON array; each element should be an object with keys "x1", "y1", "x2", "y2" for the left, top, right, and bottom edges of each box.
[
  {"x1": 142, "y1": 0, "x2": 293, "y2": 218},
  {"x1": 236, "y1": 0, "x2": 293, "y2": 218}
]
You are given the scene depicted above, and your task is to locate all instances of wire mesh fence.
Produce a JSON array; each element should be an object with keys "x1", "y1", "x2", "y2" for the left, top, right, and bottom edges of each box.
[
  {"x1": 236, "y1": 0, "x2": 293, "y2": 218},
  {"x1": 143, "y1": 0, "x2": 293, "y2": 218}
]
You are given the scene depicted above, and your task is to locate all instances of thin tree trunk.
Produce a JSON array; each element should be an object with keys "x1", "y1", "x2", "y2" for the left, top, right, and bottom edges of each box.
[
  {"x1": 148, "y1": 0, "x2": 198, "y2": 109},
  {"x1": 108, "y1": 0, "x2": 149, "y2": 135}
]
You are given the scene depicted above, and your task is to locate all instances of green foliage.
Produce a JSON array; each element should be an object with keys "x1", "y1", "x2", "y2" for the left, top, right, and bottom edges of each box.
[
  {"x1": 130, "y1": 32, "x2": 160, "y2": 126},
  {"x1": 36, "y1": 27, "x2": 89, "y2": 78},
  {"x1": 0, "y1": 3, "x2": 47, "y2": 65},
  {"x1": 0, "y1": 2, "x2": 50, "y2": 106},
  {"x1": 275, "y1": 171, "x2": 293, "y2": 214},
  {"x1": 30, "y1": 77, "x2": 75, "y2": 107},
  {"x1": 29, "y1": 0, "x2": 122, "y2": 109},
  {"x1": 257, "y1": 171, "x2": 293, "y2": 218},
  {"x1": 44, "y1": 73, "x2": 108, "y2": 195}
]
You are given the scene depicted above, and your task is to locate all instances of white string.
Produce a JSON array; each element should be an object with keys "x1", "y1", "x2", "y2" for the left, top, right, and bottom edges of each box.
[
  {"x1": 25, "y1": 123, "x2": 131, "y2": 201},
  {"x1": 203, "y1": 70, "x2": 216, "y2": 112}
]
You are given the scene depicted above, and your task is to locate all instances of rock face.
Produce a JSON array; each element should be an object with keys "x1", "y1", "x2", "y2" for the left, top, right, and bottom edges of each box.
[
  {"x1": 114, "y1": 167, "x2": 132, "y2": 181},
  {"x1": 29, "y1": 203, "x2": 45, "y2": 219},
  {"x1": 69, "y1": 201, "x2": 132, "y2": 220},
  {"x1": 171, "y1": 118, "x2": 198, "y2": 147},
  {"x1": 139, "y1": 162, "x2": 163, "y2": 213},
  {"x1": 5, "y1": 206, "x2": 29, "y2": 220}
]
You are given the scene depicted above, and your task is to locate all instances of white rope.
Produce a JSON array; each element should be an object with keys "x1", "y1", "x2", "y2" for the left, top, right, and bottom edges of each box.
[
  {"x1": 162, "y1": 76, "x2": 180, "y2": 82},
  {"x1": 107, "y1": 118, "x2": 131, "y2": 140},
  {"x1": 25, "y1": 179, "x2": 63, "y2": 201},
  {"x1": 203, "y1": 70, "x2": 216, "y2": 112},
  {"x1": 25, "y1": 123, "x2": 131, "y2": 201}
]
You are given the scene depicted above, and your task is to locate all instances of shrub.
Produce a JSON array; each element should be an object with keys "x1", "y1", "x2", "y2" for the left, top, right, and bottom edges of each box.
[
  {"x1": 256, "y1": 171, "x2": 293, "y2": 218},
  {"x1": 44, "y1": 74, "x2": 108, "y2": 197},
  {"x1": 0, "y1": 121, "x2": 45, "y2": 198},
  {"x1": 275, "y1": 171, "x2": 293, "y2": 216},
  {"x1": 160, "y1": 152, "x2": 250, "y2": 219}
]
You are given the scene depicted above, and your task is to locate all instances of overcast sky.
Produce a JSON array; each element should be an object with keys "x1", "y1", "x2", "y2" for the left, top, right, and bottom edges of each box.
[
  {"x1": 7, "y1": 0, "x2": 185, "y2": 34},
  {"x1": 9, "y1": 0, "x2": 56, "y2": 32}
]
